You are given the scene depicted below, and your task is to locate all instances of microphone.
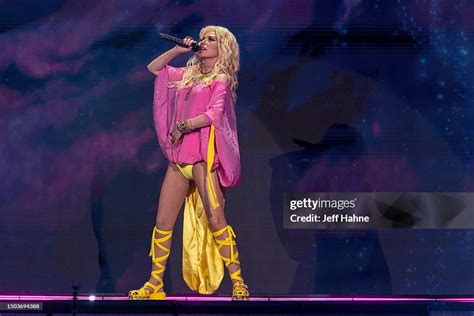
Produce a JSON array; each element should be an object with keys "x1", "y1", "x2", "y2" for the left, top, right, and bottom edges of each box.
[{"x1": 159, "y1": 33, "x2": 200, "y2": 52}]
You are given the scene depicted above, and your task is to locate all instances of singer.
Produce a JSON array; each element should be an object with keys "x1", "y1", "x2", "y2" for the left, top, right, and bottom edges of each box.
[{"x1": 128, "y1": 26, "x2": 249, "y2": 301}]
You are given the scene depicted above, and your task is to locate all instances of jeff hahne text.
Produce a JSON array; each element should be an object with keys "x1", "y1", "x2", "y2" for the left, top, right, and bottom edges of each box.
[{"x1": 289, "y1": 198, "x2": 370, "y2": 224}]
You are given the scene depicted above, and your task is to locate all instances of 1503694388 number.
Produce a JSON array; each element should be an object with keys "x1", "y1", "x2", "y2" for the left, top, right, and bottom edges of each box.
[{"x1": 0, "y1": 303, "x2": 43, "y2": 311}]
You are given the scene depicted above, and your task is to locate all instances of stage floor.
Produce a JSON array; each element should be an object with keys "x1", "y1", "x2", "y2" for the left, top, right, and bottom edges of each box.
[{"x1": 1, "y1": 295, "x2": 474, "y2": 315}]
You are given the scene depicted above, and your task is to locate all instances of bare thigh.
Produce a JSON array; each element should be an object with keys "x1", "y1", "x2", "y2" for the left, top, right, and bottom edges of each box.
[
  {"x1": 192, "y1": 162, "x2": 228, "y2": 231},
  {"x1": 155, "y1": 163, "x2": 190, "y2": 230}
]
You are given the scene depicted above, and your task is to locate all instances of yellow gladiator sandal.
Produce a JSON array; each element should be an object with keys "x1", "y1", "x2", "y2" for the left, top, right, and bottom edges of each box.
[
  {"x1": 212, "y1": 225, "x2": 249, "y2": 301},
  {"x1": 128, "y1": 227, "x2": 172, "y2": 300}
]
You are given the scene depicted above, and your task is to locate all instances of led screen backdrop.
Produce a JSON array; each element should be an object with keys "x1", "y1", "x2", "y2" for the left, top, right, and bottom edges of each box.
[{"x1": 1, "y1": 0, "x2": 474, "y2": 296}]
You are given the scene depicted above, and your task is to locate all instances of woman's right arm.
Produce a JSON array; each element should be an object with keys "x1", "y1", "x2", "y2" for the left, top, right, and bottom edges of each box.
[{"x1": 147, "y1": 37, "x2": 197, "y2": 75}]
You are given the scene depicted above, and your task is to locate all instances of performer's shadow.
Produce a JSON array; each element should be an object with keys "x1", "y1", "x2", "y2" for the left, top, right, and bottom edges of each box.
[{"x1": 269, "y1": 123, "x2": 392, "y2": 294}]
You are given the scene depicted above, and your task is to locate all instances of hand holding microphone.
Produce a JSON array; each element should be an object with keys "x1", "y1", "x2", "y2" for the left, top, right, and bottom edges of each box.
[{"x1": 159, "y1": 33, "x2": 200, "y2": 53}]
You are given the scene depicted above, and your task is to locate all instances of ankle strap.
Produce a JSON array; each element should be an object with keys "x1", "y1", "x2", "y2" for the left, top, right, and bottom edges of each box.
[
  {"x1": 212, "y1": 225, "x2": 236, "y2": 239},
  {"x1": 149, "y1": 227, "x2": 173, "y2": 265},
  {"x1": 154, "y1": 226, "x2": 173, "y2": 235},
  {"x1": 212, "y1": 226, "x2": 238, "y2": 265},
  {"x1": 212, "y1": 225, "x2": 243, "y2": 283}
]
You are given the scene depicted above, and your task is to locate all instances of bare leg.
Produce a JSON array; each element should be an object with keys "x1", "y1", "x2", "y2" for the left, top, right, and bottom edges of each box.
[
  {"x1": 192, "y1": 162, "x2": 245, "y2": 286},
  {"x1": 145, "y1": 163, "x2": 189, "y2": 292}
]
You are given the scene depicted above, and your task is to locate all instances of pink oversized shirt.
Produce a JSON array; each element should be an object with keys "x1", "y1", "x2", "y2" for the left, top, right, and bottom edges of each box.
[{"x1": 153, "y1": 65, "x2": 241, "y2": 188}]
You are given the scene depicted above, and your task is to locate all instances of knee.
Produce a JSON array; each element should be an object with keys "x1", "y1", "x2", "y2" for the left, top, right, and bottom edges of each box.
[
  {"x1": 155, "y1": 216, "x2": 174, "y2": 231},
  {"x1": 207, "y1": 211, "x2": 227, "y2": 231}
]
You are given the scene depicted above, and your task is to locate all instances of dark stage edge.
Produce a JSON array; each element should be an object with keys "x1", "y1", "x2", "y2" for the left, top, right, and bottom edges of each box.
[{"x1": 1, "y1": 295, "x2": 474, "y2": 315}]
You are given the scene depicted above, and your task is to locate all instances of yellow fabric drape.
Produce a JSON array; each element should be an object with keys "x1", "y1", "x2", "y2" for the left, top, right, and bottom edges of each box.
[
  {"x1": 180, "y1": 124, "x2": 224, "y2": 294},
  {"x1": 206, "y1": 125, "x2": 220, "y2": 210}
]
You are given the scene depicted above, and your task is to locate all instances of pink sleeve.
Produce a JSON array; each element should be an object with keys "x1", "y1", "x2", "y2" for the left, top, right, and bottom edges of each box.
[
  {"x1": 157, "y1": 65, "x2": 186, "y2": 81},
  {"x1": 153, "y1": 65, "x2": 185, "y2": 162},
  {"x1": 202, "y1": 81, "x2": 229, "y2": 126}
]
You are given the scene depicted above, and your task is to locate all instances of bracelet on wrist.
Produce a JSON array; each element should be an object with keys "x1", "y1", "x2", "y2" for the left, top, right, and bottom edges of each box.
[{"x1": 176, "y1": 120, "x2": 193, "y2": 134}]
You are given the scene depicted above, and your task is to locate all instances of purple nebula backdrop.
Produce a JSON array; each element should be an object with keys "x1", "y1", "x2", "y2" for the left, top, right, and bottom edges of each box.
[{"x1": 1, "y1": 0, "x2": 474, "y2": 295}]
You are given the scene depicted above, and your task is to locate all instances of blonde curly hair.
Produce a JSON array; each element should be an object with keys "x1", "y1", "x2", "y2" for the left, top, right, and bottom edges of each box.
[{"x1": 176, "y1": 25, "x2": 240, "y2": 103}]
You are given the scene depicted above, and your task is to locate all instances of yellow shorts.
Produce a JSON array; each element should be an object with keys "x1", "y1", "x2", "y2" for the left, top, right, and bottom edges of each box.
[
  {"x1": 175, "y1": 125, "x2": 219, "y2": 209},
  {"x1": 176, "y1": 164, "x2": 194, "y2": 181}
]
